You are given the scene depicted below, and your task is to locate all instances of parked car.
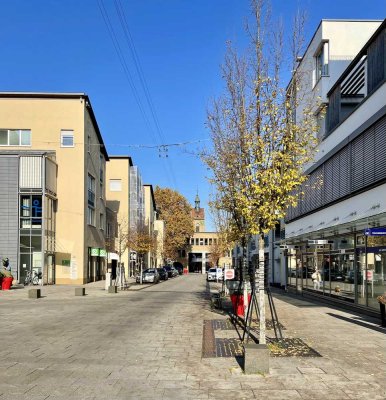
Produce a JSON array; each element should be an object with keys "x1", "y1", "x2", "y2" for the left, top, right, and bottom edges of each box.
[
  {"x1": 136, "y1": 268, "x2": 160, "y2": 284},
  {"x1": 173, "y1": 264, "x2": 183, "y2": 275},
  {"x1": 207, "y1": 268, "x2": 217, "y2": 282},
  {"x1": 173, "y1": 262, "x2": 184, "y2": 275},
  {"x1": 164, "y1": 265, "x2": 178, "y2": 278},
  {"x1": 163, "y1": 266, "x2": 173, "y2": 278},
  {"x1": 157, "y1": 267, "x2": 168, "y2": 281}
]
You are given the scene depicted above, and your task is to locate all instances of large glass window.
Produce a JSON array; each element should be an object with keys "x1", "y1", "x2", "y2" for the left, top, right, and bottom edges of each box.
[
  {"x1": 367, "y1": 251, "x2": 386, "y2": 309},
  {"x1": 19, "y1": 194, "x2": 43, "y2": 284},
  {"x1": 0, "y1": 129, "x2": 31, "y2": 146}
]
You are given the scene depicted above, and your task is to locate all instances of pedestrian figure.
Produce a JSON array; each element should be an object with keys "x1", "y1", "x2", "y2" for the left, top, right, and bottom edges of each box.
[
  {"x1": 312, "y1": 269, "x2": 321, "y2": 290},
  {"x1": 2, "y1": 258, "x2": 11, "y2": 272}
]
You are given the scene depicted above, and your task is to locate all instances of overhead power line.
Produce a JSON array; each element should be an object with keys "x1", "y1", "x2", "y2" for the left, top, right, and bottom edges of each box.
[{"x1": 97, "y1": 0, "x2": 178, "y2": 187}]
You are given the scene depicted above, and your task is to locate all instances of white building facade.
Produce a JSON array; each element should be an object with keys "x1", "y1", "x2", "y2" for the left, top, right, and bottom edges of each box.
[{"x1": 282, "y1": 19, "x2": 386, "y2": 314}]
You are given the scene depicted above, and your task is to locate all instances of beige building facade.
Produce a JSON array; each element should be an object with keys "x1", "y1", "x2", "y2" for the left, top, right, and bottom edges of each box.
[
  {"x1": 0, "y1": 92, "x2": 108, "y2": 285},
  {"x1": 186, "y1": 195, "x2": 231, "y2": 273},
  {"x1": 105, "y1": 156, "x2": 133, "y2": 277},
  {"x1": 143, "y1": 184, "x2": 157, "y2": 268}
]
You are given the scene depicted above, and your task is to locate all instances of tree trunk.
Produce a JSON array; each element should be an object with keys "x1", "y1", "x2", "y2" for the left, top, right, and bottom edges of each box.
[
  {"x1": 242, "y1": 236, "x2": 248, "y2": 320},
  {"x1": 140, "y1": 257, "x2": 143, "y2": 285},
  {"x1": 258, "y1": 233, "x2": 266, "y2": 344}
]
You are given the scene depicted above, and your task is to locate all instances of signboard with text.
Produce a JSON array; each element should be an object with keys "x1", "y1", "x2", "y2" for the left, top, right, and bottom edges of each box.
[{"x1": 364, "y1": 228, "x2": 386, "y2": 236}]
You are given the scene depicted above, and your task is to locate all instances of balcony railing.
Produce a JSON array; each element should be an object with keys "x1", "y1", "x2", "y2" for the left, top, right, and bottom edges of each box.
[{"x1": 326, "y1": 21, "x2": 386, "y2": 136}]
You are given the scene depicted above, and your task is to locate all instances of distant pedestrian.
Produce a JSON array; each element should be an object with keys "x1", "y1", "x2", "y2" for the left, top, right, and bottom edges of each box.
[
  {"x1": 2, "y1": 258, "x2": 11, "y2": 272},
  {"x1": 312, "y1": 269, "x2": 321, "y2": 290}
]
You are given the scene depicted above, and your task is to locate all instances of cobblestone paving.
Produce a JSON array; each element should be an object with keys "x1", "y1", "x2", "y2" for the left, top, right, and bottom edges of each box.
[{"x1": 0, "y1": 276, "x2": 385, "y2": 399}]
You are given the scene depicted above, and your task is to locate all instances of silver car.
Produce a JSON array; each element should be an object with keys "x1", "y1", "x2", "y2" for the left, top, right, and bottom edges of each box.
[{"x1": 140, "y1": 268, "x2": 160, "y2": 284}]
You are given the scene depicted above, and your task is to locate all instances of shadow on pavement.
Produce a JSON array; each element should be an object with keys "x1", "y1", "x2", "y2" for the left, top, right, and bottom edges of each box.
[{"x1": 326, "y1": 312, "x2": 386, "y2": 334}]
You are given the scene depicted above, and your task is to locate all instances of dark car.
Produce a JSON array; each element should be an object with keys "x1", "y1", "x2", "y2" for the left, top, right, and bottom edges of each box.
[
  {"x1": 173, "y1": 265, "x2": 183, "y2": 275},
  {"x1": 164, "y1": 265, "x2": 178, "y2": 278},
  {"x1": 157, "y1": 267, "x2": 169, "y2": 281},
  {"x1": 164, "y1": 265, "x2": 173, "y2": 278}
]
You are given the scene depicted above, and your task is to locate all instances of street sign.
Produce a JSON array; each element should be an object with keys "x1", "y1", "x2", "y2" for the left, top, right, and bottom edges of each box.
[
  {"x1": 364, "y1": 228, "x2": 386, "y2": 236},
  {"x1": 224, "y1": 269, "x2": 235, "y2": 280}
]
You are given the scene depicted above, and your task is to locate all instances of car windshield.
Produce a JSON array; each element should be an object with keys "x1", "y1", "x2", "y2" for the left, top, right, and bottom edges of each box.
[
  {"x1": 164, "y1": 266, "x2": 171, "y2": 271},
  {"x1": 208, "y1": 268, "x2": 216, "y2": 273},
  {"x1": 147, "y1": 269, "x2": 156, "y2": 273}
]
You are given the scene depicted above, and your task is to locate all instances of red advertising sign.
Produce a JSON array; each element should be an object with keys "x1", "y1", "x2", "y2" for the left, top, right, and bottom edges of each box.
[{"x1": 225, "y1": 269, "x2": 235, "y2": 280}]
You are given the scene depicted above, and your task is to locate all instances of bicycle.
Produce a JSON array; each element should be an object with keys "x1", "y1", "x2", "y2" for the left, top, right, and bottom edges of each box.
[{"x1": 24, "y1": 270, "x2": 42, "y2": 286}]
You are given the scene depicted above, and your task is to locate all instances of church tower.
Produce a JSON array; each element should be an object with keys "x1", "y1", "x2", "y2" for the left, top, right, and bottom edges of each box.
[{"x1": 191, "y1": 193, "x2": 205, "y2": 232}]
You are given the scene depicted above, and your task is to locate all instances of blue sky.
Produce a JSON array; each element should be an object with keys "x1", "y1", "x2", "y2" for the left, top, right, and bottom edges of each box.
[{"x1": 1, "y1": 0, "x2": 384, "y2": 230}]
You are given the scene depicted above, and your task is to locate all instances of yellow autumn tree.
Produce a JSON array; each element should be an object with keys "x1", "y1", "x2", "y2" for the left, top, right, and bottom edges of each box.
[
  {"x1": 154, "y1": 186, "x2": 194, "y2": 262},
  {"x1": 127, "y1": 226, "x2": 156, "y2": 283},
  {"x1": 202, "y1": 0, "x2": 321, "y2": 344}
]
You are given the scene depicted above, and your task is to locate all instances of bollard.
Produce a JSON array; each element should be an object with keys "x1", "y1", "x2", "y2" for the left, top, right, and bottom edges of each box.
[
  {"x1": 75, "y1": 288, "x2": 86, "y2": 296},
  {"x1": 28, "y1": 288, "x2": 41, "y2": 299},
  {"x1": 108, "y1": 286, "x2": 117, "y2": 294}
]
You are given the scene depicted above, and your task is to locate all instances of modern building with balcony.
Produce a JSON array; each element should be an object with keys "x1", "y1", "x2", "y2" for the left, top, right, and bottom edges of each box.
[{"x1": 283, "y1": 19, "x2": 386, "y2": 314}]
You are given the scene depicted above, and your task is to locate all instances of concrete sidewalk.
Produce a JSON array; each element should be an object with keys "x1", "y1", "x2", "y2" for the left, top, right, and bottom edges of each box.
[{"x1": 0, "y1": 275, "x2": 385, "y2": 399}]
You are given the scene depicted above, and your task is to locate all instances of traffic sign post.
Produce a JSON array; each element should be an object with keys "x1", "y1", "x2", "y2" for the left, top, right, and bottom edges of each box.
[{"x1": 224, "y1": 269, "x2": 235, "y2": 280}]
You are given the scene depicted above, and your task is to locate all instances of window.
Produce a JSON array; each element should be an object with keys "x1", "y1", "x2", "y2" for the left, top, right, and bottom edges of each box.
[
  {"x1": 195, "y1": 238, "x2": 199, "y2": 246},
  {"x1": 204, "y1": 238, "x2": 208, "y2": 246},
  {"x1": 199, "y1": 238, "x2": 204, "y2": 246},
  {"x1": 315, "y1": 41, "x2": 329, "y2": 83},
  {"x1": 60, "y1": 130, "x2": 74, "y2": 147},
  {"x1": 99, "y1": 155, "x2": 104, "y2": 199},
  {"x1": 87, "y1": 174, "x2": 96, "y2": 207},
  {"x1": 195, "y1": 224, "x2": 200, "y2": 233},
  {"x1": 109, "y1": 179, "x2": 122, "y2": 192},
  {"x1": 87, "y1": 207, "x2": 95, "y2": 226},
  {"x1": 209, "y1": 238, "x2": 212, "y2": 246},
  {"x1": 87, "y1": 174, "x2": 96, "y2": 226},
  {"x1": 0, "y1": 129, "x2": 31, "y2": 146},
  {"x1": 99, "y1": 213, "x2": 104, "y2": 230}
]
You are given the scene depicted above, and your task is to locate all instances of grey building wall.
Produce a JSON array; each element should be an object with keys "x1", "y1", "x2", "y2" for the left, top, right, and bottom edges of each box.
[{"x1": 0, "y1": 156, "x2": 19, "y2": 278}]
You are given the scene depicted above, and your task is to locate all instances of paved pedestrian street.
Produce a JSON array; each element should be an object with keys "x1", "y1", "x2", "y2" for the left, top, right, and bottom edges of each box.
[{"x1": 0, "y1": 275, "x2": 385, "y2": 399}]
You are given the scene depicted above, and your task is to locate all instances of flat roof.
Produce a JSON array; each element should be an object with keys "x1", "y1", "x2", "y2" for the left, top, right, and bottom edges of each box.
[
  {"x1": 0, "y1": 92, "x2": 109, "y2": 160},
  {"x1": 109, "y1": 155, "x2": 133, "y2": 166}
]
